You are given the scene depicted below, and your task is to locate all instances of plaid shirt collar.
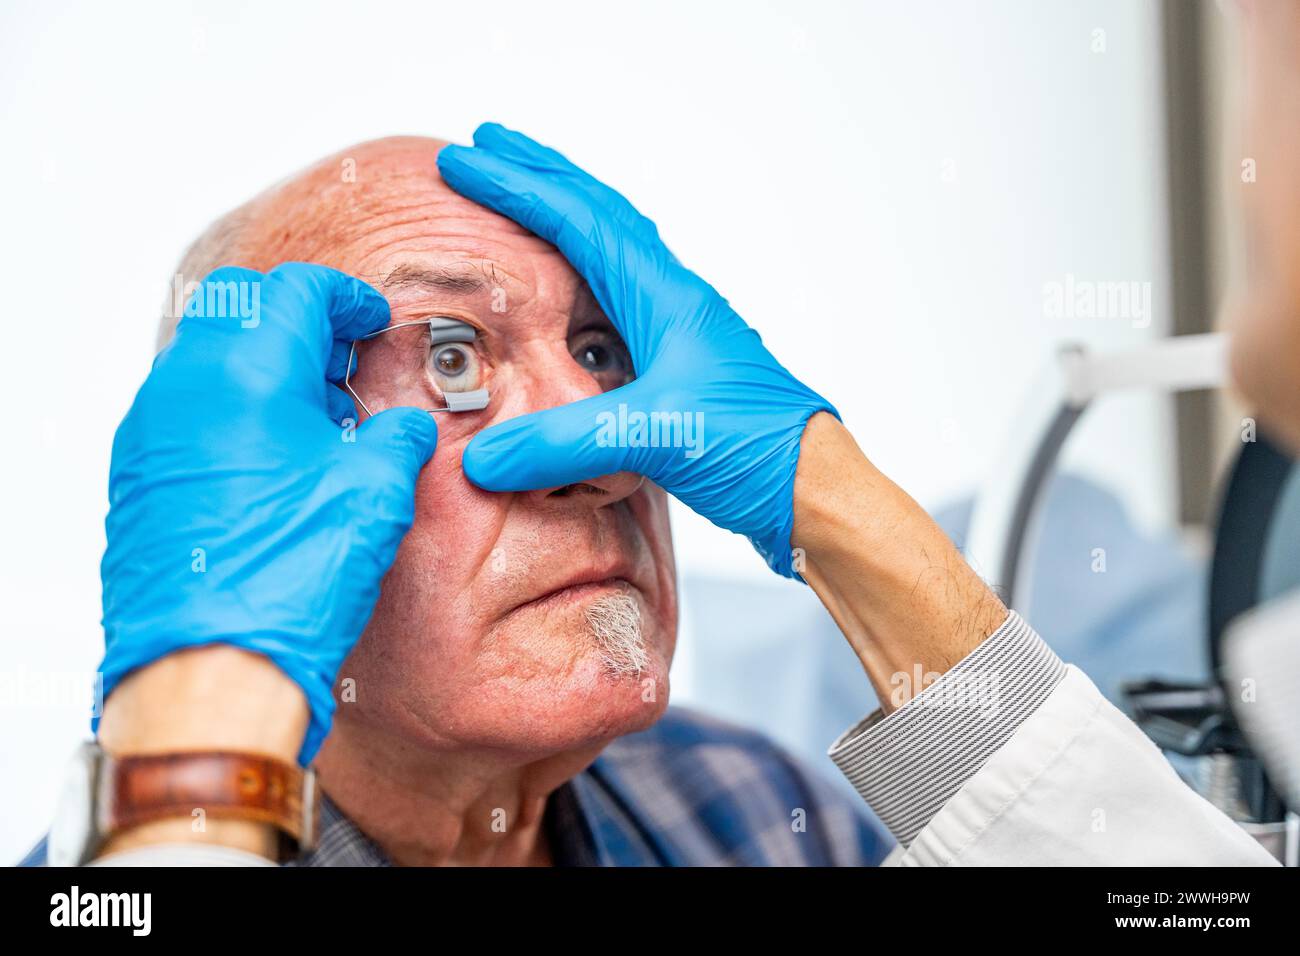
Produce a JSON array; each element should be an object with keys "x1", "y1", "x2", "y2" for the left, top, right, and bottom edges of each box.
[
  {"x1": 292, "y1": 779, "x2": 607, "y2": 867},
  {"x1": 288, "y1": 707, "x2": 890, "y2": 867}
]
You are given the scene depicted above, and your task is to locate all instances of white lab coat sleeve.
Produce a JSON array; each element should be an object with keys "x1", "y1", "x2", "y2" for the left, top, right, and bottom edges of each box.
[
  {"x1": 901, "y1": 666, "x2": 1275, "y2": 864},
  {"x1": 829, "y1": 612, "x2": 1278, "y2": 865}
]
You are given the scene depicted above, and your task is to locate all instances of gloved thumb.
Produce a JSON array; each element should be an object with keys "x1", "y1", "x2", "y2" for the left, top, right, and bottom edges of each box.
[
  {"x1": 356, "y1": 407, "x2": 438, "y2": 478},
  {"x1": 462, "y1": 386, "x2": 650, "y2": 492}
]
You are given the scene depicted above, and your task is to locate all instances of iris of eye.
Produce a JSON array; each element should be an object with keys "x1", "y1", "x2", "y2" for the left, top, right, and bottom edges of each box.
[
  {"x1": 579, "y1": 344, "x2": 612, "y2": 370},
  {"x1": 435, "y1": 345, "x2": 468, "y2": 376}
]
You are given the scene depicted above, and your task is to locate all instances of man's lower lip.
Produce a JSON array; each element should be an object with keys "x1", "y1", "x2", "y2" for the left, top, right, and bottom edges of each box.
[{"x1": 513, "y1": 578, "x2": 629, "y2": 612}]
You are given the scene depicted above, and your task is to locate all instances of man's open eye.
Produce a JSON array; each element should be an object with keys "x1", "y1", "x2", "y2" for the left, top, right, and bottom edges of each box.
[
  {"x1": 571, "y1": 329, "x2": 634, "y2": 392},
  {"x1": 429, "y1": 342, "x2": 483, "y2": 393}
]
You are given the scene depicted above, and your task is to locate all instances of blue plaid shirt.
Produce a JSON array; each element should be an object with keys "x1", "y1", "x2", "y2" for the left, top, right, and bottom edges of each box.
[{"x1": 21, "y1": 706, "x2": 892, "y2": 867}]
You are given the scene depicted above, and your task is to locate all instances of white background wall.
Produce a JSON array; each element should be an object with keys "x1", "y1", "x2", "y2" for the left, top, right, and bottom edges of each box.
[{"x1": 0, "y1": 0, "x2": 1176, "y2": 861}]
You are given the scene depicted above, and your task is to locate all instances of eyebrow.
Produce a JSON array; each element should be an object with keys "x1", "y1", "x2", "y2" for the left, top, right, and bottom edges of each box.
[{"x1": 380, "y1": 262, "x2": 502, "y2": 296}]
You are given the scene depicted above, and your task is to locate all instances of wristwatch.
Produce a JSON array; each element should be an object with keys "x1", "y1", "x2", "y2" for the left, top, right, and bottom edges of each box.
[{"x1": 49, "y1": 742, "x2": 318, "y2": 865}]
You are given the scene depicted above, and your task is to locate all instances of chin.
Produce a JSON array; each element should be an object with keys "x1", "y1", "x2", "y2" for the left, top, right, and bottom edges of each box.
[
  {"x1": 452, "y1": 585, "x2": 675, "y2": 748},
  {"x1": 480, "y1": 636, "x2": 674, "y2": 754},
  {"x1": 352, "y1": 595, "x2": 677, "y2": 758}
]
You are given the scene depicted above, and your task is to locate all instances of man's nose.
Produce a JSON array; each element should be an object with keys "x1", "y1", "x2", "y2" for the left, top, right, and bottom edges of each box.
[
  {"x1": 530, "y1": 471, "x2": 646, "y2": 507},
  {"x1": 509, "y1": 344, "x2": 645, "y2": 508}
]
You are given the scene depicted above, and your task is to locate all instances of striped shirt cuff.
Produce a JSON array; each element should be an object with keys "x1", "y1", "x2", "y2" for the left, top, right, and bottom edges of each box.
[{"x1": 827, "y1": 611, "x2": 1066, "y2": 847}]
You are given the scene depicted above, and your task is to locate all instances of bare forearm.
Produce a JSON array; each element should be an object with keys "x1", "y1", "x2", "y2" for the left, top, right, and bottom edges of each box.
[
  {"x1": 792, "y1": 412, "x2": 1007, "y2": 712},
  {"x1": 95, "y1": 645, "x2": 309, "y2": 859}
]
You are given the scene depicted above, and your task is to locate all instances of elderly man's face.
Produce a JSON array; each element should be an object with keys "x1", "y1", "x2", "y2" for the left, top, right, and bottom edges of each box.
[{"x1": 257, "y1": 138, "x2": 677, "y2": 757}]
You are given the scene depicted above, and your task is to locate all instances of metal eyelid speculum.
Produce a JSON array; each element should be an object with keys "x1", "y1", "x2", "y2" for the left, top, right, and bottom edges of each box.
[{"x1": 344, "y1": 317, "x2": 491, "y2": 416}]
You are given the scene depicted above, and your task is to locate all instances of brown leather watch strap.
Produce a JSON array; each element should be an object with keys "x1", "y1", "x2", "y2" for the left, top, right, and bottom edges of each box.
[{"x1": 99, "y1": 751, "x2": 318, "y2": 851}]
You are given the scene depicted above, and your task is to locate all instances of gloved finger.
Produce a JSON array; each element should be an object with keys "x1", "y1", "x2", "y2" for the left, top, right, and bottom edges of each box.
[
  {"x1": 325, "y1": 382, "x2": 359, "y2": 427},
  {"x1": 325, "y1": 338, "x2": 357, "y2": 384},
  {"x1": 156, "y1": 265, "x2": 269, "y2": 394},
  {"x1": 461, "y1": 383, "x2": 658, "y2": 492},
  {"x1": 163, "y1": 264, "x2": 264, "y2": 358},
  {"x1": 357, "y1": 406, "x2": 439, "y2": 480},
  {"x1": 163, "y1": 263, "x2": 390, "y2": 409},
  {"x1": 468, "y1": 123, "x2": 667, "y2": 247},
  {"x1": 437, "y1": 145, "x2": 670, "y2": 364},
  {"x1": 261, "y1": 262, "x2": 391, "y2": 389}
]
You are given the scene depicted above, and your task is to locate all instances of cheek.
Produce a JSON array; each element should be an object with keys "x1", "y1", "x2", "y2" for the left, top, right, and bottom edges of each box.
[
  {"x1": 371, "y1": 438, "x2": 506, "y2": 652},
  {"x1": 336, "y1": 435, "x2": 516, "y2": 734},
  {"x1": 630, "y1": 485, "x2": 678, "y2": 633}
]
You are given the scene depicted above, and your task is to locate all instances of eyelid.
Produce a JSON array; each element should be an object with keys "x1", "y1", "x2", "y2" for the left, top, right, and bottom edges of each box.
[
  {"x1": 404, "y1": 308, "x2": 488, "y2": 340},
  {"x1": 570, "y1": 325, "x2": 633, "y2": 354},
  {"x1": 570, "y1": 320, "x2": 618, "y2": 338},
  {"x1": 569, "y1": 325, "x2": 628, "y2": 353}
]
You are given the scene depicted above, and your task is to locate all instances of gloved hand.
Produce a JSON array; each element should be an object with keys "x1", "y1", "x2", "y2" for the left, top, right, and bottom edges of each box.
[
  {"x1": 95, "y1": 263, "x2": 438, "y2": 765},
  {"x1": 438, "y1": 124, "x2": 837, "y2": 578}
]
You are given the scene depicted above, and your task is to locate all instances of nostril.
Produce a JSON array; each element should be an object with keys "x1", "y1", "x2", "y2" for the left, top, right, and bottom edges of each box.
[{"x1": 549, "y1": 483, "x2": 607, "y2": 498}]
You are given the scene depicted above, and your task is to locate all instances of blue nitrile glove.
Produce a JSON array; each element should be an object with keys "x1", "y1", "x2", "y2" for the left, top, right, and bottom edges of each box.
[
  {"x1": 95, "y1": 263, "x2": 438, "y2": 765},
  {"x1": 438, "y1": 124, "x2": 837, "y2": 578}
]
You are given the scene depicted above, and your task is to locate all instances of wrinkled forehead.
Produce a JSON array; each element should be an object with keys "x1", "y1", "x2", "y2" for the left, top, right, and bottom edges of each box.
[
  {"x1": 351, "y1": 214, "x2": 590, "y2": 326},
  {"x1": 270, "y1": 141, "x2": 594, "y2": 326}
]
